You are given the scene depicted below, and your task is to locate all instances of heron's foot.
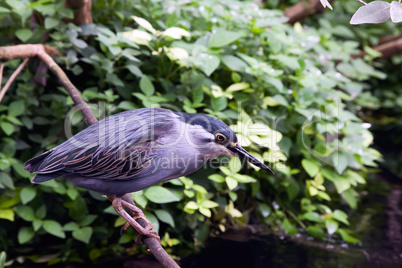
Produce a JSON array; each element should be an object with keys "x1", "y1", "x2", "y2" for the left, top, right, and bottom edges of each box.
[
  {"x1": 120, "y1": 222, "x2": 130, "y2": 235},
  {"x1": 135, "y1": 224, "x2": 160, "y2": 244},
  {"x1": 108, "y1": 195, "x2": 160, "y2": 244}
]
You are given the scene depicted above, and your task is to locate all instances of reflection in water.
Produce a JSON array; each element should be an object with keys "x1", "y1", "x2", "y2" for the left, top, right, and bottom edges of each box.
[{"x1": 181, "y1": 174, "x2": 402, "y2": 268}]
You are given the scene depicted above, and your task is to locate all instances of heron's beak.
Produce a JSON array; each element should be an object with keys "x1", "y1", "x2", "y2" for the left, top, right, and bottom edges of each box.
[{"x1": 229, "y1": 143, "x2": 274, "y2": 174}]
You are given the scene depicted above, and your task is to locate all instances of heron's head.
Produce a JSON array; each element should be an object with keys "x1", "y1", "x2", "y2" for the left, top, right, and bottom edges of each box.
[{"x1": 176, "y1": 112, "x2": 274, "y2": 174}]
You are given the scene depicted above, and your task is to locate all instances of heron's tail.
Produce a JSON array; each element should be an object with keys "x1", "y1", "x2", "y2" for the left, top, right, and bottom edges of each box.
[
  {"x1": 25, "y1": 150, "x2": 61, "y2": 183},
  {"x1": 25, "y1": 150, "x2": 52, "y2": 172},
  {"x1": 31, "y1": 174, "x2": 60, "y2": 183}
]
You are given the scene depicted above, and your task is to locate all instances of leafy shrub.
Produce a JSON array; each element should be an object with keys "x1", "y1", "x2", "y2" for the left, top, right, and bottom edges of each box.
[{"x1": 0, "y1": 0, "x2": 397, "y2": 265}]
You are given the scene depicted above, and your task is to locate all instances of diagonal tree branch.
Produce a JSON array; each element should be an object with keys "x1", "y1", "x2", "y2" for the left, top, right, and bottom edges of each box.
[
  {"x1": 0, "y1": 63, "x2": 4, "y2": 94},
  {"x1": 0, "y1": 58, "x2": 29, "y2": 102},
  {"x1": 64, "y1": 0, "x2": 93, "y2": 25},
  {"x1": 354, "y1": 37, "x2": 402, "y2": 59},
  {"x1": 0, "y1": 44, "x2": 179, "y2": 268},
  {"x1": 284, "y1": 0, "x2": 335, "y2": 24}
]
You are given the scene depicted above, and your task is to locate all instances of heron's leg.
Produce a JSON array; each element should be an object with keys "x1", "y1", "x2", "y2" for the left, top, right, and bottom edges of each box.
[
  {"x1": 120, "y1": 198, "x2": 160, "y2": 243},
  {"x1": 107, "y1": 195, "x2": 160, "y2": 244},
  {"x1": 119, "y1": 194, "x2": 156, "y2": 237},
  {"x1": 120, "y1": 193, "x2": 136, "y2": 234}
]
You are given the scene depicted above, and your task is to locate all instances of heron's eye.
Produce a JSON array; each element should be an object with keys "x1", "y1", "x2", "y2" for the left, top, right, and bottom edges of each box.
[{"x1": 216, "y1": 134, "x2": 226, "y2": 142}]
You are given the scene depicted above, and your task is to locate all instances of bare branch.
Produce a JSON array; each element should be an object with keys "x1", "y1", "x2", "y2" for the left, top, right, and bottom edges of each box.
[
  {"x1": 36, "y1": 48, "x2": 98, "y2": 125},
  {"x1": 356, "y1": 0, "x2": 367, "y2": 5},
  {"x1": 0, "y1": 44, "x2": 179, "y2": 268},
  {"x1": 64, "y1": 0, "x2": 93, "y2": 25},
  {"x1": 0, "y1": 58, "x2": 29, "y2": 103},
  {"x1": 284, "y1": 0, "x2": 335, "y2": 24},
  {"x1": 0, "y1": 63, "x2": 4, "y2": 94},
  {"x1": 353, "y1": 37, "x2": 402, "y2": 59}
]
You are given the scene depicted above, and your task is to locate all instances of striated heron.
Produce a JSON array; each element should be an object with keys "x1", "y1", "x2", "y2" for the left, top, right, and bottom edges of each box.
[{"x1": 25, "y1": 108, "x2": 273, "y2": 242}]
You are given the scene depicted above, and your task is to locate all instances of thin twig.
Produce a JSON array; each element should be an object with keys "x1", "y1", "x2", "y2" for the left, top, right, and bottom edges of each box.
[
  {"x1": 0, "y1": 58, "x2": 29, "y2": 103},
  {"x1": 0, "y1": 44, "x2": 179, "y2": 268},
  {"x1": 0, "y1": 63, "x2": 4, "y2": 93},
  {"x1": 35, "y1": 48, "x2": 97, "y2": 125},
  {"x1": 356, "y1": 0, "x2": 367, "y2": 5}
]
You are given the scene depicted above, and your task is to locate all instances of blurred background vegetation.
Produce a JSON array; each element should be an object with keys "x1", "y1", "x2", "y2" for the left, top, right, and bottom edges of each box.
[{"x1": 0, "y1": 0, "x2": 400, "y2": 266}]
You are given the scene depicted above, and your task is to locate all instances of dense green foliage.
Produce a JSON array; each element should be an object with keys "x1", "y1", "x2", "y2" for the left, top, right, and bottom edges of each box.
[{"x1": 0, "y1": 0, "x2": 400, "y2": 265}]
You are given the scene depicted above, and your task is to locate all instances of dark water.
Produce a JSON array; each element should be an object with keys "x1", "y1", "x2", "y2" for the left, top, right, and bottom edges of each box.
[
  {"x1": 180, "y1": 174, "x2": 402, "y2": 268},
  {"x1": 181, "y1": 236, "x2": 364, "y2": 268}
]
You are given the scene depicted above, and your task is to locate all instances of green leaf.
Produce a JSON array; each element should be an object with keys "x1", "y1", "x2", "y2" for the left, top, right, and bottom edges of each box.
[
  {"x1": 144, "y1": 211, "x2": 159, "y2": 233},
  {"x1": 332, "y1": 210, "x2": 349, "y2": 225},
  {"x1": 0, "y1": 192, "x2": 20, "y2": 209},
  {"x1": 271, "y1": 54, "x2": 300, "y2": 70},
  {"x1": 333, "y1": 151, "x2": 348, "y2": 174},
  {"x1": 226, "y1": 176, "x2": 238, "y2": 190},
  {"x1": 226, "y1": 82, "x2": 249, "y2": 93},
  {"x1": 144, "y1": 186, "x2": 180, "y2": 204},
  {"x1": 346, "y1": 170, "x2": 366, "y2": 185},
  {"x1": 44, "y1": 17, "x2": 59, "y2": 29},
  {"x1": 272, "y1": 95, "x2": 288, "y2": 106},
  {"x1": 155, "y1": 209, "x2": 175, "y2": 227},
  {"x1": 209, "y1": 29, "x2": 243, "y2": 48},
  {"x1": 32, "y1": 219, "x2": 42, "y2": 231},
  {"x1": 79, "y1": 215, "x2": 97, "y2": 226},
  {"x1": 0, "y1": 208, "x2": 14, "y2": 221},
  {"x1": 208, "y1": 174, "x2": 225, "y2": 183},
  {"x1": 221, "y1": 55, "x2": 248, "y2": 72},
  {"x1": 1, "y1": 122, "x2": 14, "y2": 136},
  {"x1": 63, "y1": 222, "x2": 80, "y2": 231},
  {"x1": 20, "y1": 187, "x2": 36, "y2": 204},
  {"x1": 12, "y1": 162, "x2": 30, "y2": 178},
  {"x1": 35, "y1": 204, "x2": 47, "y2": 219},
  {"x1": 126, "y1": 64, "x2": 143, "y2": 77},
  {"x1": 307, "y1": 226, "x2": 325, "y2": 238},
  {"x1": 118, "y1": 100, "x2": 137, "y2": 111},
  {"x1": 228, "y1": 157, "x2": 241, "y2": 173},
  {"x1": 0, "y1": 172, "x2": 14, "y2": 189},
  {"x1": 0, "y1": 159, "x2": 10, "y2": 170},
  {"x1": 14, "y1": 206, "x2": 35, "y2": 221},
  {"x1": 43, "y1": 220, "x2": 66, "y2": 238},
  {"x1": 132, "y1": 191, "x2": 148, "y2": 208},
  {"x1": 8, "y1": 100, "x2": 25, "y2": 117},
  {"x1": 194, "y1": 54, "x2": 220, "y2": 76},
  {"x1": 211, "y1": 96, "x2": 227, "y2": 111},
  {"x1": 15, "y1": 29, "x2": 33, "y2": 42},
  {"x1": 325, "y1": 219, "x2": 339, "y2": 235},
  {"x1": 257, "y1": 203, "x2": 271, "y2": 217},
  {"x1": 283, "y1": 218, "x2": 298, "y2": 235},
  {"x1": 232, "y1": 174, "x2": 256, "y2": 183},
  {"x1": 301, "y1": 159, "x2": 320, "y2": 177},
  {"x1": 184, "y1": 201, "x2": 198, "y2": 211},
  {"x1": 192, "y1": 184, "x2": 207, "y2": 194},
  {"x1": 342, "y1": 188, "x2": 358, "y2": 209},
  {"x1": 163, "y1": 27, "x2": 190, "y2": 39},
  {"x1": 0, "y1": 6, "x2": 10, "y2": 13},
  {"x1": 66, "y1": 188, "x2": 78, "y2": 200},
  {"x1": 301, "y1": 212, "x2": 323, "y2": 223},
  {"x1": 0, "y1": 251, "x2": 6, "y2": 268},
  {"x1": 337, "y1": 229, "x2": 360, "y2": 243},
  {"x1": 132, "y1": 16, "x2": 156, "y2": 33},
  {"x1": 72, "y1": 227, "x2": 93, "y2": 244},
  {"x1": 322, "y1": 169, "x2": 351, "y2": 193},
  {"x1": 139, "y1": 76, "x2": 155, "y2": 97},
  {"x1": 201, "y1": 200, "x2": 219, "y2": 209},
  {"x1": 18, "y1": 227, "x2": 34, "y2": 244},
  {"x1": 199, "y1": 207, "x2": 211, "y2": 217},
  {"x1": 286, "y1": 177, "x2": 299, "y2": 201},
  {"x1": 66, "y1": 195, "x2": 88, "y2": 220}
]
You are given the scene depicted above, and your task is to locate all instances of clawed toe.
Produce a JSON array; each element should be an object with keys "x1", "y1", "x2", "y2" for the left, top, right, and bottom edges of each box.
[{"x1": 110, "y1": 196, "x2": 160, "y2": 244}]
